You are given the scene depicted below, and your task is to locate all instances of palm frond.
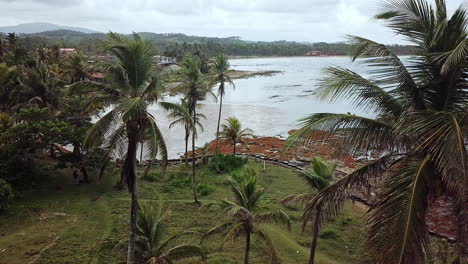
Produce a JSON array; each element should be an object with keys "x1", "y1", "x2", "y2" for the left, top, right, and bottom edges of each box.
[
  {"x1": 366, "y1": 156, "x2": 434, "y2": 264},
  {"x1": 142, "y1": 114, "x2": 168, "y2": 176},
  {"x1": 255, "y1": 210, "x2": 292, "y2": 231},
  {"x1": 288, "y1": 113, "x2": 400, "y2": 155},
  {"x1": 254, "y1": 228, "x2": 282, "y2": 264},
  {"x1": 319, "y1": 66, "x2": 404, "y2": 116},
  {"x1": 164, "y1": 244, "x2": 206, "y2": 262},
  {"x1": 302, "y1": 154, "x2": 395, "y2": 230},
  {"x1": 83, "y1": 109, "x2": 120, "y2": 150}
]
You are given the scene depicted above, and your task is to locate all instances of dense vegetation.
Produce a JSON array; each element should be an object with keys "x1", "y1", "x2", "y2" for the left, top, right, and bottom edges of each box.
[{"x1": 5, "y1": 29, "x2": 416, "y2": 58}]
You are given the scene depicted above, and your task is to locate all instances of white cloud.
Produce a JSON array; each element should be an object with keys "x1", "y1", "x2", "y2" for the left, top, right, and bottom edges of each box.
[{"x1": 0, "y1": 0, "x2": 464, "y2": 43}]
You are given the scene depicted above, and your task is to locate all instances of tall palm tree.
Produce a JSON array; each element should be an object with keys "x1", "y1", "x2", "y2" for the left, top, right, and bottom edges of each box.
[
  {"x1": 204, "y1": 166, "x2": 291, "y2": 264},
  {"x1": 282, "y1": 157, "x2": 336, "y2": 264},
  {"x1": 69, "y1": 32, "x2": 185, "y2": 264},
  {"x1": 209, "y1": 55, "x2": 235, "y2": 155},
  {"x1": 64, "y1": 53, "x2": 88, "y2": 83},
  {"x1": 219, "y1": 117, "x2": 253, "y2": 155},
  {"x1": 178, "y1": 55, "x2": 212, "y2": 204},
  {"x1": 288, "y1": 1, "x2": 468, "y2": 263},
  {"x1": 134, "y1": 201, "x2": 206, "y2": 263},
  {"x1": 167, "y1": 98, "x2": 205, "y2": 167}
]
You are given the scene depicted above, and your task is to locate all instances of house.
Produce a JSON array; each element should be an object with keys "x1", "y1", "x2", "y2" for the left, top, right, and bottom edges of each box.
[
  {"x1": 154, "y1": 55, "x2": 176, "y2": 64},
  {"x1": 306, "y1": 50, "x2": 323, "y2": 56},
  {"x1": 59, "y1": 48, "x2": 76, "y2": 57}
]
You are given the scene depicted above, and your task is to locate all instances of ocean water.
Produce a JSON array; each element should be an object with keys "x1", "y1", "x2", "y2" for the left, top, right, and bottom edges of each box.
[{"x1": 149, "y1": 56, "x2": 378, "y2": 158}]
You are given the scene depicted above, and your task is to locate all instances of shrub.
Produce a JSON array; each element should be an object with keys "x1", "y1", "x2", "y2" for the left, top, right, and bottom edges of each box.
[
  {"x1": 143, "y1": 172, "x2": 160, "y2": 182},
  {"x1": 169, "y1": 172, "x2": 191, "y2": 187},
  {"x1": 0, "y1": 179, "x2": 14, "y2": 211},
  {"x1": 196, "y1": 183, "x2": 216, "y2": 196},
  {"x1": 208, "y1": 154, "x2": 248, "y2": 174},
  {"x1": 319, "y1": 229, "x2": 338, "y2": 239},
  {"x1": 113, "y1": 180, "x2": 124, "y2": 191}
]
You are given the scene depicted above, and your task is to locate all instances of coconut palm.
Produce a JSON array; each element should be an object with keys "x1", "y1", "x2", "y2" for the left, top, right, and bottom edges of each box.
[
  {"x1": 64, "y1": 53, "x2": 88, "y2": 83},
  {"x1": 209, "y1": 55, "x2": 235, "y2": 155},
  {"x1": 219, "y1": 117, "x2": 253, "y2": 155},
  {"x1": 134, "y1": 201, "x2": 206, "y2": 264},
  {"x1": 69, "y1": 32, "x2": 187, "y2": 264},
  {"x1": 204, "y1": 166, "x2": 291, "y2": 264},
  {"x1": 178, "y1": 55, "x2": 213, "y2": 204},
  {"x1": 282, "y1": 157, "x2": 336, "y2": 264},
  {"x1": 197, "y1": 142, "x2": 210, "y2": 165},
  {"x1": 167, "y1": 98, "x2": 205, "y2": 167},
  {"x1": 288, "y1": 1, "x2": 468, "y2": 263}
]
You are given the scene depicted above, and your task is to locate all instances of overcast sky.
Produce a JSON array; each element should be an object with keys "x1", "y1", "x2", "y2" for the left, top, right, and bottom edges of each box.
[{"x1": 0, "y1": 0, "x2": 463, "y2": 43}]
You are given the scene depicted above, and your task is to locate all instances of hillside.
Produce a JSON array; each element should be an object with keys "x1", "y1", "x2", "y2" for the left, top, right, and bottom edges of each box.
[
  {"x1": 10, "y1": 30, "x2": 416, "y2": 57},
  {"x1": 0, "y1": 22, "x2": 99, "y2": 34}
]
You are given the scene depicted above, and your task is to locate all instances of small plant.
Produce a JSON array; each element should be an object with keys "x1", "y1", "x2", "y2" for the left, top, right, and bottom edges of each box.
[
  {"x1": 319, "y1": 229, "x2": 338, "y2": 240},
  {"x1": 196, "y1": 183, "x2": 216, "y2": 196},
  {"x1": 169, "y1": 172, "x2": 191, "y2": 187},
  {"x1": 0, "y1": 179, "x2": 14, "y2": 211},
  {"x1": 143, "y1": 172, "x2": 160, "y2": 182},
  {"x1": 338, "y1": 216, "x2": 352, "y2": 226},
  {"x1": 208, "y1": 154, "x2": 248, "y2": 173}
]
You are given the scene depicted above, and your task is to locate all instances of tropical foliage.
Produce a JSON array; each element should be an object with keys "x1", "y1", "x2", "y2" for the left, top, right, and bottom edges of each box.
[
  {"x1": 219, "y1": 117, "x2": 253, "y2": 155},
  {"x1": 134, "y1": 201, "x2": 206, "y2": 263},
  {"x1": 282, "y1": 157, "x2": 336, "y2": 264},
  {"x1": 204, "y1": 166, "x2": 291, "y2": 264},
  {"x1": 288, "y1": 1, "x2": 468, "y2": 263}
]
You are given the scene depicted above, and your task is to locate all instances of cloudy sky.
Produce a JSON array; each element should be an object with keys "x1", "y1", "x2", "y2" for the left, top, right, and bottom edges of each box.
[{"x1": 0, "y1": 0, "x2": 463, "y2": 43}]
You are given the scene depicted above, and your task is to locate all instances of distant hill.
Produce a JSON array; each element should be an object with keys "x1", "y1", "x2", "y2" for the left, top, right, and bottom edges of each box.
[
  {"x1": 8, "y1": 29, "x2": 417, "y2": 57},
  {"x1": 0, "y1": 22, "x2": 99, "y2": 34}
]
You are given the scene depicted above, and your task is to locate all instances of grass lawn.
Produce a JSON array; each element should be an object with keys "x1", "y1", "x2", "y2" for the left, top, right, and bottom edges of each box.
[{"x1": 0, "y1": 161, "x2": 365, "y2": 264}]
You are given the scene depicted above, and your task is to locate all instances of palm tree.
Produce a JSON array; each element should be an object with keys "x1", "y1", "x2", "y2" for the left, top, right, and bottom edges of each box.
[
  {"x1": 178, "y1": 55, "x2": 213, "y2": 204},
  {"x1": 167, "y1": 98, "x2": 205, "y2": 167},
  {"x1": 134, "y1": 201, "x2": 206, "y2": 263},
  {"x1": 282, "y1": 157, "x2": 336, "y2": 264},
  {"x1": 69, "y1": 32, "x2": 185, "y2": 264},
  {"x1": 288, "y1": 1, "x2": 468, "y2": 263},
  {"x1": 219, "y1": 117, "x2": 253, "y2": 155},
  {"x1": 204, "y1": 166, "x2": 291, "y2": 264},
  {"x1": 64, "y1": 53, "x2": 88, "y2": 83},
  {"x1": 197, "y1": 142, "x2": 210, "y2": 165},
  {"x1": 209, "y1": 55, "x2": 235, "y2": 155}
]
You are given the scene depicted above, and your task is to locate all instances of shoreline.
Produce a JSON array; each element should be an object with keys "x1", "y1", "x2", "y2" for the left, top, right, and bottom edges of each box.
[{"x1": 229, "y1": 55, "x2": 349, "y2": 60}]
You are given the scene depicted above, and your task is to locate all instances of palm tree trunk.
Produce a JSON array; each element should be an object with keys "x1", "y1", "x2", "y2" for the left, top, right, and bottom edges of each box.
[
  {"x1": 309, "y1": 206, "x2": 321, "y2": 264},
  {"x1": 185, "y1": 126, "x2": 189, "y2": 167},
  {"x1": 233, "y1": 139, "x2": 236, "y2": 155},
  {"x1": 192, "y1": 106, "x2": 199, "y2": 204},
  {"x1": 215, "y1": 90, "x2": 223, "y2": 154},
  {"x1": 124, "y1": 125, "x2": 139, "y2": 264},
  {"x1": 139, "y1": 141, "x2": 144, "y2": 165},
  {"x1": 244, "y1": 228, "x2": 251, "y2": 264}
]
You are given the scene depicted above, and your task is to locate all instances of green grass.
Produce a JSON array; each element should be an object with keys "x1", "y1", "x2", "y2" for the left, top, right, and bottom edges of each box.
[{"x1": 0, "y1": 161, "x2": 365, "y2": 264}]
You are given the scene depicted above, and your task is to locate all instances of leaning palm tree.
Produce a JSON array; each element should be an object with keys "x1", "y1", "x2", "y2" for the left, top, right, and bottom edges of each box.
[
  {"x1": 167, "y1": 98, "x2": 205, "y2": 167},
  {"x1": 288, "y1": 1, "x2": 468, "y2": 263},
  {"x1": 69, "y1": 32, "x2": 187, "y2": 264},
  {"x1": 204, "y1": 166, "x2": 291, "y2": 264},
  {"x1": 282, "y1": 157, "x2": 336, "y2": 264},
  {"x1": 209, "y1": 55, "x2": 235, "y2": 155},
  {"x1": 219, "y1": 117, "x2": 253, "y2": 155},
  {"x1": 178, "y1": 56, "x2": 213, "y2": 204},
  {"x1": 133, "y1": 201, "x2": 206, "y2": 264}
]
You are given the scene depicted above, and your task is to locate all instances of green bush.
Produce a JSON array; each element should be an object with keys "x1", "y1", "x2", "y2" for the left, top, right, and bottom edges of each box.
[
  {"x1": 0, "y1": 179, "x2": 14, "y2": 211},
  {"x1": 143, "y1": 172, "x2": 160, "y2": 182},
  {"x1": 196, "y1": 183, "x2": 216, "y2": 196},
  {"x1": 169, "y1": 172, "x2": 191, "y2": 187},
  {"x1": 208, "y1": 154, "x2": 248, "y2": 174},
  {"x1": 319, "y1": 229, "x2": 339, "y2": 239}
]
